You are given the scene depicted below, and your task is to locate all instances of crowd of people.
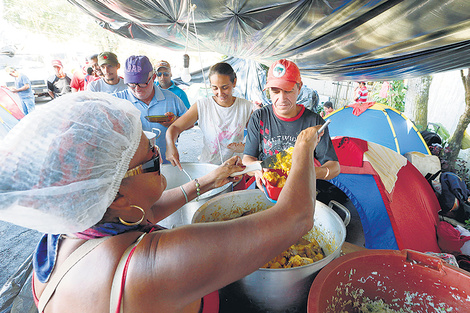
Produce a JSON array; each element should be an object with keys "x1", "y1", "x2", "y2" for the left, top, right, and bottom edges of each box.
[{"x1": 0, "y1": 53, "x2": 349, "y2": 312}]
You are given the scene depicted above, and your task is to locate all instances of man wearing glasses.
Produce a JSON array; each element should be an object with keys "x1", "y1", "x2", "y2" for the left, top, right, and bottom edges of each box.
[
  {"x1": 113, "y1": 55, "x2": 187, "y2": 163},
  {"x1": 155, "y1": 60, "x2": 190, "y2": 109}
]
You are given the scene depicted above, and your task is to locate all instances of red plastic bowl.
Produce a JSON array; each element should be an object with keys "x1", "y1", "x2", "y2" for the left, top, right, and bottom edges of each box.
[
  {"x1": 264, "y1": 169, "x2": 287, "y2": 201},
  {"x1": 308, "y1": 249, "x2": 470, "y2": 312}
]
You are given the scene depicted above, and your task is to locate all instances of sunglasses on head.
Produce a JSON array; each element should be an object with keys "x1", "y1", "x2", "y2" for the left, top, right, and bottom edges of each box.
[
  {"x1": 156, "y1": 72, "x2": 170, "y2": 77},
  {"x1": 124, "y1": 141, "x2": 161, "y2": 178},
  {"x1": 127, "y1": 75, "x2": 153, "y2": 89}
]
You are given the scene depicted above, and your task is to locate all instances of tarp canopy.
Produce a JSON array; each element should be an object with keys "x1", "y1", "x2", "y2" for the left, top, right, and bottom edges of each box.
[{"x1": 68, "y1": 0, "x2": 470, "y2": 81}]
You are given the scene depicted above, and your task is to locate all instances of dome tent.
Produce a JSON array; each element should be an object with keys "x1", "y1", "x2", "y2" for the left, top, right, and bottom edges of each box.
[
  {"x1": 327, "y1": 102, "x2": 430, "y2": 156},
  {"x1": 328, "y1": 136, "x2": 441, "y2": 252}
]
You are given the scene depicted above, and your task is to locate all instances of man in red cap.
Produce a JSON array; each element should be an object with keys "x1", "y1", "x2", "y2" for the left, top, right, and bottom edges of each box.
[
  {"x1": 47, "y1": 60, "x2": 71, "y2": 99},
  {"x1": 243, "y1": 59, "x2": 340, "y2": 188}
]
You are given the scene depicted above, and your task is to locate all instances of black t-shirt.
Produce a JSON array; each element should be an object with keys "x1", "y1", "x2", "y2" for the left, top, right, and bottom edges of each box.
[{"x1": 244, "y1": 105, "x2": 338, "y2": 165}]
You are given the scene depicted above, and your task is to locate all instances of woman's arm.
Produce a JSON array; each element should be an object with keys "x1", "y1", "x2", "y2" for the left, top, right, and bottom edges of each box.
[
  {"x1": 141, "y1": 126, "x2": 321, "y2": 310},
  {"x1": 149, "y1": 156, "x2": 245, "y2": 223},
  {"x1": 165, "y1": 103, "x2": 199, "y2": 169}
]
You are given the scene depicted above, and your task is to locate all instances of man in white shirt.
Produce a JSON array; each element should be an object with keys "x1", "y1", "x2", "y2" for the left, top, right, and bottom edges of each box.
[{"x1": 87, "y1": 52, "x2": 127, "y2": 93}]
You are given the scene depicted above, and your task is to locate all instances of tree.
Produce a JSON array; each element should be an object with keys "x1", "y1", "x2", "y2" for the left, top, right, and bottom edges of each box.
[
  {"x1": 370, "y1": 80, "x2": 407, "y2": 112},
  {"x1": 444, "y1": 69, "x2": 470, "y2": 169},
  {"x1": 404, "y1": 75, "x2": 433, "y2": 131}
]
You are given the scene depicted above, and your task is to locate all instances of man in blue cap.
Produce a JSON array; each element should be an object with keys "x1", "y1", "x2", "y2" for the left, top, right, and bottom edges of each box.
[{"x1": 113, "y1": 55, "x2": 187, "y2": 163}]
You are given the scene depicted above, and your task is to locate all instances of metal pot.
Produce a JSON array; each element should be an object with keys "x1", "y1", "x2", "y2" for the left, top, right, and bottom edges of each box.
[
  {"x1": 158, "y1": 163, "x2": 232, "y2": 229},
  {"x1": 192, "y1": 189, "x2": 348, "y2": 313}
]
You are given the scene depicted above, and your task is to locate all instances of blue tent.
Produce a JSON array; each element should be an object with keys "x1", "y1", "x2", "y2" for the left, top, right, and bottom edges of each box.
[{"x1": 326, "y1": 103, "x2": 430, "y2": 155}]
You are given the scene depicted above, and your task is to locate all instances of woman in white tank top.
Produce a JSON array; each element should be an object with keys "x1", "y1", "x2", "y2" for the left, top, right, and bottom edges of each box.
[{"x1": 166, "y1": 62, "x2": 253, "y2": 167}]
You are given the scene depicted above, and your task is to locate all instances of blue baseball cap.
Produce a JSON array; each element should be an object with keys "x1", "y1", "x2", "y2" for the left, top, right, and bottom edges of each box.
[{"x1": 124, "y1": 55, "x2": 154, "y2": 84}]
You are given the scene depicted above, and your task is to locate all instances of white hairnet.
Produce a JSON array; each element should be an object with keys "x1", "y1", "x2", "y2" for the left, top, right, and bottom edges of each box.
[{"x1": 0, "y1": 92, "x2": 142, "y2": 234}]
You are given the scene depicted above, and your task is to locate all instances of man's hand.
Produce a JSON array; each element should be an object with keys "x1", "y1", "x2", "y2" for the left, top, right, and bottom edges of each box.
[
  {"x1": 227, "y1": 142, "x2": 245, "y2": 153},
  {"x1": 160, "y1": 112, "x2": 177, "y2": 128}
]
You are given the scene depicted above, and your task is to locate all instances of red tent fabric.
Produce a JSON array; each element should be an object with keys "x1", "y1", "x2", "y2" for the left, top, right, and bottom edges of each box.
[{"x1": 0, "y1": 87, "x2": 25, "y2": 120}]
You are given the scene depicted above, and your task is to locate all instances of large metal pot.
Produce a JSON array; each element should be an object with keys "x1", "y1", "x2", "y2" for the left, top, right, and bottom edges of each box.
[
  {"x1": 192, "y1": 189, "x2": 348, "y2": 313},
  {"x1": 158, "y1": 163, "x2": 232, "y2": 229}
]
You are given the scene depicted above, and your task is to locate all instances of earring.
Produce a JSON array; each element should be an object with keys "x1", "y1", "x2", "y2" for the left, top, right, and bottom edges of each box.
[{"x1": 119, "y1": 205, "x2": 145, "y2": 226}]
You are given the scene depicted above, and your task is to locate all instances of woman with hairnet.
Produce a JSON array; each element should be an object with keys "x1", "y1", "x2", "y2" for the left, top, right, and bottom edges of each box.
[{"x1": 0, "y1": 92, "x2": 320, "y2": 312}]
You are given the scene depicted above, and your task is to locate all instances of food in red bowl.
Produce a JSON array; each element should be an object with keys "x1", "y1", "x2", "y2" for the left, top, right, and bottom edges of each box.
[{"x1": 263, "y1": 169, "x2": 287, "y2": 201}]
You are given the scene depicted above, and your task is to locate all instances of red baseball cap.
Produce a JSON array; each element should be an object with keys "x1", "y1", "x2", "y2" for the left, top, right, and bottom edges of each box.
[
  {"x1": 51, "y1": 60, "x2": 63, "y2": 68},
  {"x1": 265, "y1": 59, "x2": 301, "y2": 91}
]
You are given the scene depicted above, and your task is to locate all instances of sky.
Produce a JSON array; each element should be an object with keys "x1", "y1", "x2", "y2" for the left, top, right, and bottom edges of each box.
[{"x1": 0, "y1": 0, "x2": 223, "y2": 84}]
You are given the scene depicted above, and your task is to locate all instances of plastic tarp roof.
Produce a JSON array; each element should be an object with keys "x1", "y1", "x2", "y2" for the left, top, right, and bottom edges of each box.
[{"x1": 68, "y1": 0, "x2": 470, "y2": 81}]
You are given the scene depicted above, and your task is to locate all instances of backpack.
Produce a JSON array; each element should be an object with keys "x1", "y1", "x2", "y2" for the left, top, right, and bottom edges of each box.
[
  {"x1": 420, "y1": 130, "x2": 442, "y2": 146},
  {"x1": 438, "y1": 172, "x2": 470, "y2": 223}
]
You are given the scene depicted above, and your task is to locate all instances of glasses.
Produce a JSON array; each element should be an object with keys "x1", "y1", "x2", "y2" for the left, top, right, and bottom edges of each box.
[
  {"x1": 127, "y1": 75, "x2": 153, "y2": 89},
  {"x1": 156, "y1": 72, "x2": 170, "y2": 77},
  {"x1": 124, "y1": 142, "x2": 161, "y2": 178}
]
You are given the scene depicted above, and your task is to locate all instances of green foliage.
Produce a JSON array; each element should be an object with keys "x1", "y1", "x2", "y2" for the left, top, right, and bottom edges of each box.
[{"x1": 369, "y1": 80, "x2": 407, "y2": 112}]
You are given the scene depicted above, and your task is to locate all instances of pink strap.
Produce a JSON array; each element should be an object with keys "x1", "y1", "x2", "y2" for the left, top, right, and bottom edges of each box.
[
  {"x1": 115, "y1": 245, "x2": 138, "y2": 313},
  {"x1": 201, "y1": 290, "x2": 219, "y2": 313}
]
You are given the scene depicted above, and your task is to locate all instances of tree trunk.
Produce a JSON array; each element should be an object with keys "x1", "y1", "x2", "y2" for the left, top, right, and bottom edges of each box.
[
  {"x1": 446, "y1": 69, "x2": 470, "y2": 167},
  {"x1": 404, "y1": 75, "x2": 433, "y2": 131}
]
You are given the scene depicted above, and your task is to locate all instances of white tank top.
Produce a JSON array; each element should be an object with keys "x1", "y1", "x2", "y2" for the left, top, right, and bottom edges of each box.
[{"x1": 197, "y1": 96, "x2": 252, "y2": 164}]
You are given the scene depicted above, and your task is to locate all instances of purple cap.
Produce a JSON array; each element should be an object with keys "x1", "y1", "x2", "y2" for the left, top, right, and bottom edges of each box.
[{"x1": 124, "y1": 55, "x2": 154, "y2": 84}]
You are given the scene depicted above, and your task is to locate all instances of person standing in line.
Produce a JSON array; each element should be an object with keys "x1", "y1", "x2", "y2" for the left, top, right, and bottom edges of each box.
[
  {"x1": 320, "y1": 101, "x2": 334, "y2": 117},
  {"x1": 354, "y1": 81, "x2": 369, "y2": 102},
  {"x1": 87, "y1": 52, "x2": 127, "y2": 93},
  {"x1": 166, "y1": 62, "x2": 253, "y2": 167},
  {"x1": 88, "y1": 53, "x2": 104, "y2": 79},
  {"x1": 70, "y1": 58, "x2": 88, "y2": 92},
  {"x1": 5, "y1": 67, "x2": 35, "y2": 115},
  {"x1": 47, "y1": 60, "x2": 72, "y2": 99},
  {"x1": 154, "y1": 60, "x2": 191, "y2": 109},
  {"x1": 113, "y1": 55, "x2": 187, "y2": 163},
  {"x1": 242, "y1": 59, "x2": 340, "y2": 189}
]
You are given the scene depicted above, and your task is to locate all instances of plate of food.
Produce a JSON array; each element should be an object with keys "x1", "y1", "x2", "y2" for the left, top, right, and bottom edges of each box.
[{"x1": 145, "y1": 115, "x2": 170, "y2": 123}]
